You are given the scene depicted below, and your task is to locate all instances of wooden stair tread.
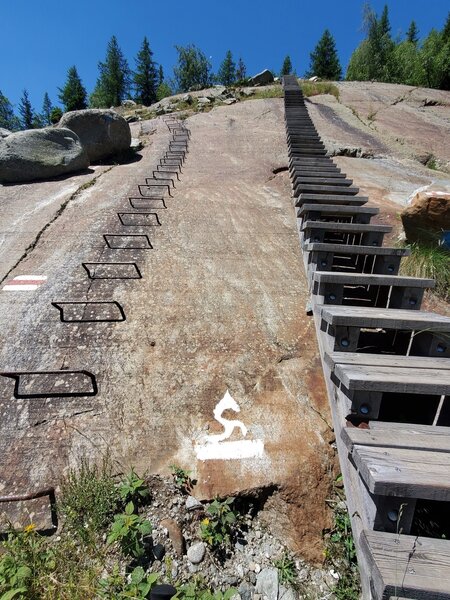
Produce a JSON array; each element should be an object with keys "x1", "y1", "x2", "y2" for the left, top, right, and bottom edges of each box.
[
  {"x1": 342, "y1": 423, "x2": 450, "y2": 453},
  {"x1": 306, "y1": 243, "x2": 409, "y2": 255},
  {"x1": 303, "y1": 221, "x2": 392, "y2": 233},
  {"x1": 320, "y1": 305, "x2": 450, "y2": 330},
  {"x1": 353, "y1": 445, "x2": 450, "y2": 500},
  {"x1": 313, "y1": 271, "x2": 434, "y2": 287},
  {"x1": 334, "y1": 363, "x2": 450, "y2": 394},
  {"x1": 324, "y1": 352, "x2": 450, "y2": 371},
  {"x1": 298, "y1": 203, "x2": 378, "y2": 215},
  {"x1": 360, "y1": 530, "x2": 450, "y2": 599}
]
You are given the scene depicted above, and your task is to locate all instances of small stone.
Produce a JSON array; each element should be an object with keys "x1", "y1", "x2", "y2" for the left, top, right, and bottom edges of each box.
[
  {"x1": 238, "y1": 582, "x2": 254, "y2": 600},
  {"x1": 160, "y1": 518, "x2": 185, "y2": 556},
  {"x1": 254, "y1": 564, "x2": 261, "y2": 574},
  {"x1": 255, "y1": 567, "x2": 279, "y2": 600},
  {"x1": 248, "y1": 572, "x2": 256, "y2": 585},
  {"x1": 230, "y1": 595, "x2": 242, "y2": 600},
  {"x1": 171, "y1": 560, "x2": 179, "y2": 579},
  {"x1": 197, "y1": 97, "x2": 211, "y2": 105},
  {"x1": 185, "y1": 496, "x2": 203, "y2": 511},
  {"x1": 152, "y1": 543, "x2": 165, "y2": 560},
  {"x1": 236, "y1": 564, "x2": 245, "y2": 578},
  {"x1": 188, "y1": 563, "x2": 200, "y2": 573},
  {"x1": 187, "y1": 541, "x2": 206, "y2": 564},
  {"x1": 255, "y1": 530, "x2": 262, "y2": 539}
]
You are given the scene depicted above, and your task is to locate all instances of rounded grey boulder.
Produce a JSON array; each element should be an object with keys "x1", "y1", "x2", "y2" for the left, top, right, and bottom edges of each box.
[
  {"x1": 0, "y1": 127, "x2": 12, "y2": 138},
  {"x1": 58, "y1": 109, "x2": 131, "y2": 162},
  {"x1": 0, "y1": 127, "x2": 90, "y2": 184}
]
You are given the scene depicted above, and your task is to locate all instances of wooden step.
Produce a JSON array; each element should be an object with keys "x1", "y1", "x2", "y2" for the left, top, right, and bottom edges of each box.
[
  {"x1": 290, "y1": 166, "x2": 341, "y2": 175},
  {"x1": 360, "y1": 530, "x2": 450, "y2": 599},
  {"x1": 312, "y1": 271, "x2": 433, "y2": 310},
  {"x1": 292, "y1": 171, "x2": 346, "y2": 180},
  {"x1": 294, "y1": 194, "x2": 368, "y2": 207},
  {"x1": 320, "y1": 305, "x2": 450, "y2": 357},
  {"x1": 298, "y1": 204, "x2": 378, "y2": 222},
  {"x1": 306, "y1": 243, "x2": 409, "y2": 278},
  {"x1": 290, "y1": 149, "x2": 327, "y2": 156},
  {"x1": 302, "y1": 221, "x2": 391, "y2": 248},
  {"x1": 325, "y1": 351, "x2": 450, "y2": 372},
  {"x1": 342, "y1": 422, "x2": 450, "y2": 454},
  {"x1": 294, "y1": 184, "x2": 359, "y2": 197},
  {"x1": 294, "y1": 177, "x2": 352, "y2": 187},
  {"x1": 334, "y1": 363, "x2": 450, "y2": 396}
]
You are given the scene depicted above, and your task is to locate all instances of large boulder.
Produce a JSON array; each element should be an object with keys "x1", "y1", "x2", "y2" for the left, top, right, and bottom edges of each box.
[
  {"x1": 401, "y1": 190, "x2": 450, "y2": 243},
  {"x1": 0, "y1": 128, "x2": 89, "y2": 184},
  {"x1": 0, "y1": 128, "x2": 11, "y2": 138},
  {"x1": 57, "y1": 109, "x2": 131, "y2": 162},
  {"x1": 249, "y1": 69, "x2": 274, "y2": 86}
]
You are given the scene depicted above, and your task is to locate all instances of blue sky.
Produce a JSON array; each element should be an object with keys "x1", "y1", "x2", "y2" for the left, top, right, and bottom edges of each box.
[{"x1": 1, "y1": 0, "x2": 448, "y2": 111}]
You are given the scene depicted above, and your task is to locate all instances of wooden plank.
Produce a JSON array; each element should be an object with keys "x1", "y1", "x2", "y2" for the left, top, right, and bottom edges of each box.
[
  {"x1": 298, "y1": 204, "x2": 379, "y2": 216},
  {"x1": 294, "y1": 184, "x2": 359, "y2": 196},
  {"x1": 324, "y1": 352, "x2": 450, "y2": 371},
  {"x1": 335, "y1": 363, "x2": 450, "y2": 394},
  {"x1": 306, "y1": 243, "x2": 408, "y2": 256},
  {"x1": 320, "y1": 305, "x2": 450, "y2": 330},
  {"x1": 303, "y1": 222, "x2": 392, "y2": 233},
  {"x1": 294, "y1": 194, "x2": 369, "y2": 207},
  {"x1": 342, "y1": 423, "x2": 450, "y2": 453},
  {"x1": 360, "y1": 530, "x2": 450, "y2": 600},
  {"x1": 353, "y1": 444, "x2": 450, "y2": 500},
  {"x1": 313, "y1": 272, "x2": 433, "y2": 286},
  {"x1": 294, "y1": 177, "x2": 353, "y2": 185}
]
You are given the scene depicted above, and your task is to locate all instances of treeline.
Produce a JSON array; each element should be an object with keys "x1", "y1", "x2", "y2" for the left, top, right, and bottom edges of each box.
[
  {"x1": 346, "y1": 5, "x2": 450, "y2": 89},
  {"x1": 1, "y1": 4, "x2": 449, "y2": 132},
  {"x1": 0, "y1": 38, "x2": 249, "y2": 132}
]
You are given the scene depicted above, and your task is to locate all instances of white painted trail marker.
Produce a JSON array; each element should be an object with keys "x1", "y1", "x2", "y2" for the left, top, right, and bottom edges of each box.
[
  {"x1": 195, "y1": 390, "x2": 264, "y2": 461},
  {"x1": 2, "y1": 275, "x2": 47, "y2": 292}
]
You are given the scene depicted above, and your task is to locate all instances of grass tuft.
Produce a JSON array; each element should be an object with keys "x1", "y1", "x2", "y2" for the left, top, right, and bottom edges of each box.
[
  {"x1": 400, "y1": 242, "x2": 450, "y2": 301},
  {"x1": 299, "y1": 81, "x2": 340, "y2": 100}
]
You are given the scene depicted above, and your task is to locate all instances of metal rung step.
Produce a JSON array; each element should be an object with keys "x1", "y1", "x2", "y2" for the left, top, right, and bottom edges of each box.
[{"x1": 302, "y1": 221, "x2": 391, "y2": 248}]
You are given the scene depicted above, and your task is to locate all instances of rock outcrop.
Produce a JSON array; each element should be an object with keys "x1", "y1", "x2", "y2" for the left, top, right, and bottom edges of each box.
[
  {"x1": 0, "y1": 128, "x2": 89, "y2": 183},
  {"x1": 250, "y1": 69, "x2": 274, "y2": 86},
  {"x1": 401, "y1": 190, "x2": 450, "y2": 242},
  {"x1": 58, "y1": 109, "x2": 131, "y2": 162},
  {"x1": 0, "y1": 128, "x2": 11, "y2": 138}
]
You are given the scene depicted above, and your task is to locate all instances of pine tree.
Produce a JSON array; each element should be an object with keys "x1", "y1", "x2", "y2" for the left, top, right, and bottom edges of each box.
[
  {"x1": 18, "y1": 89, "x2": 35, "y2": 129},
  {"x1": 379, "y1": 4, "x2": 391, "y2": 37},
  {"x1": 0, "y1": 90, "x2": 20, "y2": 130},
  {"x1": 174, "y1": 44, "x2": 212, "y2": 92},
  {"x1": 59, "y1": 66, "x2": 87, "y2": 112},
  {"x1": 41, "y1": 92, "x2": 53, "y2": 125},
  {"x1": 158, "y1": 65, "x2": 164, "y2": 85},
  {"x1": 406, "y1": 21, "x2": 419, "y2": 44},
  {"x1": 236, "y1": 57, "x2": 247, "y2": 82},
  {"x1": 307, "y1": 29, "x2": 342, "y2": 80},
  {"x1": 280, "y1": 55, "x2": 293, "y2": 76},
  {"x1": 133, "y1": 36, "x2": 158, "y2": 105},
  {"x1": 156, "y1": 82, "x2": 172, "y2": 101},
  {"x1": 217, "y1": 50, "x2": 236, "y2": 86},
  {"x1": 91, "y1": 36, "x2": 131, "y2": 107}
]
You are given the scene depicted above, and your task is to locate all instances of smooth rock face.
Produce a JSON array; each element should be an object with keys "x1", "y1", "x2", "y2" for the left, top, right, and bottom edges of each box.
[
  {"x1": 401, "y1": 191, "x2": 450, "y2": 242},
  {"x1": 255, "y1": 567, "x2": 279, "y2": 600},
  {"x1": 250, "y1": 69, "x2": 274, "y2": 86},
  {"x1": 187, "y1": 541, "x2": 206, "y2": 564},
  {"x1": 58, "y1": 109, "x2": 131, "y2": 161},
  {"x1": 0, "y1": 128, "x2": 11, "y2": 138},
  {"x1": 0, "y1": 127, "x2": 89, "y2": 183}
]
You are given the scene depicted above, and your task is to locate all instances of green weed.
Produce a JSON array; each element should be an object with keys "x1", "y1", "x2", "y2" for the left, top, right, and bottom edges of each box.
[
  {"x1": 98, "y1": 565, "x2": 159, "y2": 599},
  {"x1": 107, "y1": 502, "x2": 152, "y2": 559},
  {"x1": 199, "y1": 497, "x2": 238, "y2": 549},
  {"x1": 324, "y1": 500, "x2": 360, "y2": 600},
  {"x1": 170, "y1": 465, "x2": 193, "y2": 493},
  {"x1": 118, "y1": 469, "x2": 150, "y2": 506},
  {"x1": 273, "y1": 553, "x2": 297, "y2": 585}
]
